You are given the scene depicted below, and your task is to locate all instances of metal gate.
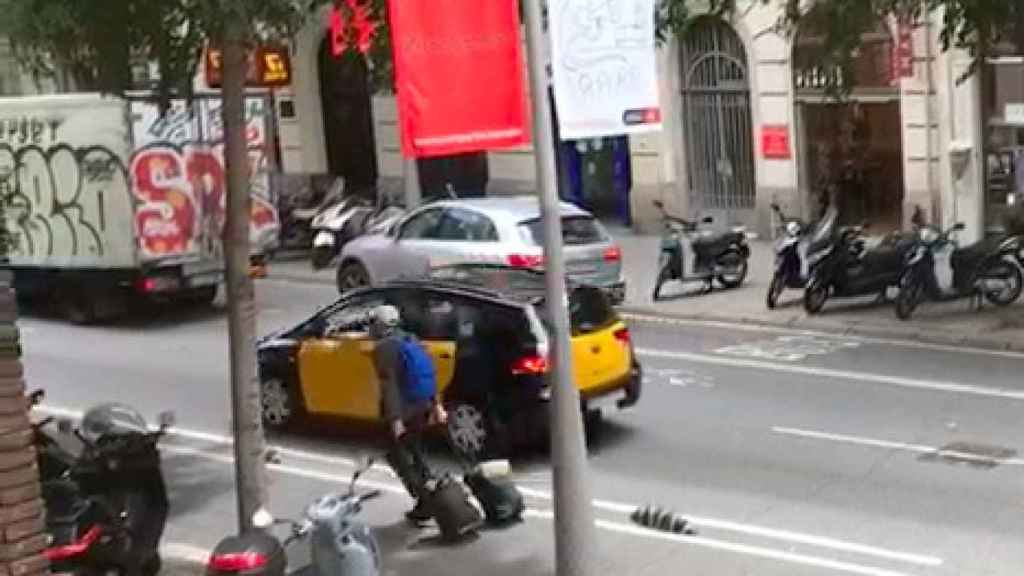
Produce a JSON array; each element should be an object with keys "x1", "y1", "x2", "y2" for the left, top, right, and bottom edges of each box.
[{"x1": 680, "y1": 19, "x2": 756, "y2": 210}]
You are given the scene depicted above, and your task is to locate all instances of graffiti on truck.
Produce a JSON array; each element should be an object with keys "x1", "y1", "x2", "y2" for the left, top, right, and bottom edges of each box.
[
  {"x1": 0, "y1": 143, "x2": 126, "y2": 258},
  {"x1": 129, "y1": 95, "x2": 279, "y2": 260},
  {"x1": 130, "y1": 143, "x2": 276, "y2": 259}
]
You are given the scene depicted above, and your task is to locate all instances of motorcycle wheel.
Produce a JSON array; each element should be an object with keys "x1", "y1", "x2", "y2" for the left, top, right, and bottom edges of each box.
[
  {"x1": 803, "y1": 280, "x2": 828, "y2": 315},
  {"x1": 981, "y1": 259, "x2": 1024, "y2": 306},
  {"x1": 766, "y1": 274, "x2": 785, "y2": 309},
  {"x1": 716, "y1": 253, "x2": 748, "y2": 289},
  {"x1": 895, "y1": 273, "x2": 922, "y2": 320}
]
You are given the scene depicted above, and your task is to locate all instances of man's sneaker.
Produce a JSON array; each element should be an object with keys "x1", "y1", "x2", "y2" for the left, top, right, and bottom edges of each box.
[{"x1": 405, "y1": 501, "x2": 432, "y2": 524}]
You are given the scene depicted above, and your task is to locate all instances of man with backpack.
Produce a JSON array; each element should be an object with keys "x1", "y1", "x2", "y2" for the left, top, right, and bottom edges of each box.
[{"x1": 369, "y1": 304, "x2": 447, "y2": 523}]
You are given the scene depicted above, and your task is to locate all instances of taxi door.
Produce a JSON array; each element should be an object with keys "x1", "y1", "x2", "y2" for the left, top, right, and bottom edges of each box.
[
  {"x1": 298, "y1": 332, "x2": 457, "y2": 422},
  {"x1": 297, "y1": 332, "x2": 380, "y2": 421}
]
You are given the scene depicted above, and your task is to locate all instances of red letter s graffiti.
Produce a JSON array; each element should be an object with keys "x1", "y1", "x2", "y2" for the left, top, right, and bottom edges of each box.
[{"x1": 130, "y1": 146, "x2": 197, "y2": 257}]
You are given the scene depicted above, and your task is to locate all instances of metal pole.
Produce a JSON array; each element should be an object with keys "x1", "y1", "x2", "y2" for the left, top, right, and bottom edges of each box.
[
  {"x1": 404, "y1": 158, "x2": 422, "y2": 207},
  {"x1": 222, "y1": 16, "x2": 269, "y2": 533},
  {"x1": 522, "y1": 1, "x2": 597, "y2": 574}
]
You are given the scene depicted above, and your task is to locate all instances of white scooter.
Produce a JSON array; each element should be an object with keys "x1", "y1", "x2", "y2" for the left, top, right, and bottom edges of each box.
[{"x1": 310, "y1": 195, "x2": 374, "y2": 270}]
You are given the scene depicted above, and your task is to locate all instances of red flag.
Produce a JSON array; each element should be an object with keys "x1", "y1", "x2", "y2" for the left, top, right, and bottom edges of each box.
[{"x1": 388, "y1": 0, "x2": 530, "y2": 158}]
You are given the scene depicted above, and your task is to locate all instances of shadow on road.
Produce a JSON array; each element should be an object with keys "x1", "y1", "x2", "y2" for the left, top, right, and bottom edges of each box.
[{"x1": 162, "y1": 450, "x2": 235, "y2": 519}]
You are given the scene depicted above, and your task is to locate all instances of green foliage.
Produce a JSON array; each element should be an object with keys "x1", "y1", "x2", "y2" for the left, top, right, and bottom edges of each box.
[{"x1": 4, "y1": 0, "x2": 308, "y2": 108}]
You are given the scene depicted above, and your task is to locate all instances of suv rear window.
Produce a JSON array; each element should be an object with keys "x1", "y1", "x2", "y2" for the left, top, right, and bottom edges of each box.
[
  {"x1": 519, "y1": 216, "x2": 608, "y2": 246},
  {"x1": 536, "y1": 286, "x2": 616, "y2": 336}
]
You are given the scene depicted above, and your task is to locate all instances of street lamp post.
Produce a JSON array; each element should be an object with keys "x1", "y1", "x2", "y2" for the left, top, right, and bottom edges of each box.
[{"x1": 521, "y1": 1, "x2": 598, "y2": 574}]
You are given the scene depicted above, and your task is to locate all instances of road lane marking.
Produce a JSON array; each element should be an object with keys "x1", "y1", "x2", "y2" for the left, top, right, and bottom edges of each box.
[
  {"x1": 35, "y1": 405, "x2": 399, "y2": 478},
  {"x1": 39, "y1": 404, "x2": 941, "y2": 571},
  {"x1": 635, "y1": 347, "x2": 1024, "y2": 401},
  {"x1": 165, "y1": 444, "x2": 931, "y2": 576},
  {"x1": 622, "y1": 312, "x2": 1024, "y2": 360},
  {"x1": 526, "y1": 510, "x2": 918, "y2": 576},
  {"x1": 518, "y1": 491, "x2": 941, "y2": 567},
  {"x1": 772, "y1": 426, "x2": 1024, "y2": 467}
]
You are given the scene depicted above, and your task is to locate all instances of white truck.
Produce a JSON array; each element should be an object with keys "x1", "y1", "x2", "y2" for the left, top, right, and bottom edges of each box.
[{"x1": 0, "y1": 93, "x2": 279, "y2": 322}]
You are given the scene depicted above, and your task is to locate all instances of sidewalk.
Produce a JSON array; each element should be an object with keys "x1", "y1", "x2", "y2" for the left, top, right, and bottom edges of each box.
[{"x1": 262, "y1": 232, "x2": 1024, "y2": 353}]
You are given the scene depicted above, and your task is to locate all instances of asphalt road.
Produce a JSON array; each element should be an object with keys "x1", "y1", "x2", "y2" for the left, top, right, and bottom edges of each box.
[{"x1": 19, "y1": 278, "x2": 1024, "y2": 576}]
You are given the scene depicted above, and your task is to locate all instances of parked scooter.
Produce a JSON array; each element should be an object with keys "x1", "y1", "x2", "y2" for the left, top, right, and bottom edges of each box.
[
  {"x1": 651, "y1": 200, "x2": 750, "y2": 300},
  {"x1": 207, "y1": 457, "x2": 382, "y2": 576},
  {"x1": 766, "y1": 203, "x2": 815, "y2": 309},
  {"x1": 36, "y1": 401, "x2": 173, "y2": 576},
  {"x1": 894, "y1": 223, "x2": 1023, "y2": 320},
  {"x1": 310, "y1": 195, "x2": 375, "y2": 270},
  {"x1": 802, "y1": 208, "x2": 917, "y2": 314}
]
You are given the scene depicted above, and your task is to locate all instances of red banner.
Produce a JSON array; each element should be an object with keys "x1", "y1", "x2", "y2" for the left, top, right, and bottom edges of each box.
[{"x1": 388, "y1": 0, "x2": 529, "y2": 158}]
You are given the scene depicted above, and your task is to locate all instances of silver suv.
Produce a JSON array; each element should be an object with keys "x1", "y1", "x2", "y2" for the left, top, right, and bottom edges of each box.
[{"x1": 336, "y1": 196, "x2": 625, "y2": 303}]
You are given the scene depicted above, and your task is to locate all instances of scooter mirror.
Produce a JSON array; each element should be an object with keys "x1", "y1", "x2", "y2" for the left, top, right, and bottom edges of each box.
[
  {"x1": 953, "y1": 222, "x2": 966, "y2": 231},
  {"x1": 252, "y1": 507, "x2": 275, "y2": 529},
  {"x1": 770, "y1": 203, "x2": 780, "y2": 211},
  {"x1": 28, "y1": 390, "x2": 44, "y2": 405},
  {"x1": 702, "y1": 216, "x2": 714, "y2": 224},
  {"x1": 57, "y1": 418, "x2": 73, "y2": 435},
  {"x1": 652, "y1": 200, "x2": 665, "y2": 209}
]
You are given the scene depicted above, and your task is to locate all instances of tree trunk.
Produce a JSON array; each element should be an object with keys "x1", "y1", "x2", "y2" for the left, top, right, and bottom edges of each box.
[
  {"x1": 0, "y1": 273, "x2": 48, "y2": 576},
  {"x1": 221, "y1": 21, "x2": 268, "y2": 533}
]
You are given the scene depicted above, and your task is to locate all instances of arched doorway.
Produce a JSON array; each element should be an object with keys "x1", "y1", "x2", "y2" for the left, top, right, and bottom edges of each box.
[
  {"x1": 793, "y1": 16, "x2": 903, "y2": 230},
  {"x1": 318, "y1": 38, "x2": 378, "y2": 195},
  {"x1": 679, "y1": 18, "x2": 757, "y2": 213}
]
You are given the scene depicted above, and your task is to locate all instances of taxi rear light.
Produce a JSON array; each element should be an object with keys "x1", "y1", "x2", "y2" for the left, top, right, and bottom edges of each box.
[
  {"x1": 511, "y1": 355, "x2": 549, "y2": 375},
  {"x1": 614, "y1": 327, "x2": 630, "y2": 346}
]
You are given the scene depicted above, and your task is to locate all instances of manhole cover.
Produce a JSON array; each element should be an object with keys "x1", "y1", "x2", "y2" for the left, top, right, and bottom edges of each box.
[{"x1": 918, "y1": 441, "x2": 1018, "y2": 469}]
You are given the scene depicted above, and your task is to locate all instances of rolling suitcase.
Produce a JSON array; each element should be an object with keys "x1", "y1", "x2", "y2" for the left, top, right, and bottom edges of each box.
[
  {"x1": 463, "y1": 463, "x2": 525, "y2": 525},
  {"x1": 425, "y1": 474, "x2": 483, "y2": 542}
]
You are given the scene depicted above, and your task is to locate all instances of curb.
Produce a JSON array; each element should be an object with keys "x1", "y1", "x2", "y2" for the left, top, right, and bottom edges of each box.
[{"x1": 618, "y1": 305, "x2": 1024, "y2": 354}]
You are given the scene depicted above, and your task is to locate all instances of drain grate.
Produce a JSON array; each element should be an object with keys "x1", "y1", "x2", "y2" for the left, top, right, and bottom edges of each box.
[{"x1": 918, "y1": 441, "x2": 1018, "y2": 469}]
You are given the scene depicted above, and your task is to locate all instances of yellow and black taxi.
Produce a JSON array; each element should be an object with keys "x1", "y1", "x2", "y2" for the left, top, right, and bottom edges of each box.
[{"x1": 257, "y1": 264, "x2": 641, "y2": 457}]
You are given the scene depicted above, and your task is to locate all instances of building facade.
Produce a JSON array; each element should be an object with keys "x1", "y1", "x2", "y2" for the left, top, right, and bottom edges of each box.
[{"x1": 3, "y1": 4, "x2": 1019, "y2": 240}]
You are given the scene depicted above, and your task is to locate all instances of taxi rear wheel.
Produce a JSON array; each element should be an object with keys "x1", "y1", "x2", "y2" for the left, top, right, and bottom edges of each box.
[
  {"x1": 261, "y1": 378, "x2": 302, "y2": 430},
  {"x1": 446, "y1": 402, "x2": 505, "y2": 461}
]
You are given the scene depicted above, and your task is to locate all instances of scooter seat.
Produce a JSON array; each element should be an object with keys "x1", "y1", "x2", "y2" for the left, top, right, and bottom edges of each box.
[
  {"x1": 692, "y1": 231, "x2": 741, "y2": 254},
  {"x1": 952, "y1": 236, "x2": 1005, "y2": 271}
]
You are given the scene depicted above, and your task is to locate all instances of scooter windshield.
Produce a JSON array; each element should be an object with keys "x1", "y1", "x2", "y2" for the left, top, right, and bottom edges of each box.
[
  {"x1": 808, "y1": 208, "x2": 839, "y2": 245},
  {"x1": 80, "y1": 403, "x2": 149, "y2": 443}
]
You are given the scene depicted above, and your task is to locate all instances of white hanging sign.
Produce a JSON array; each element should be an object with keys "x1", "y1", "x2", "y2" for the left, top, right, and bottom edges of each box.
[
  {"x1": 1006, "y1": 103, "x2": 1024, "y2": 126},
  {"x1": 549, "y1": 0, "x2": 662, "y2": 140}
]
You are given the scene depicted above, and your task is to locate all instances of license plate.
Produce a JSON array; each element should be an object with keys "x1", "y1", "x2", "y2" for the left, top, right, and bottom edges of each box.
[
  {"x1": 188, "y1": 271, "x2": 222, "y2": 287},
  {"x1": 183, "y1": 261, "x2": 220, "y2": 276}
]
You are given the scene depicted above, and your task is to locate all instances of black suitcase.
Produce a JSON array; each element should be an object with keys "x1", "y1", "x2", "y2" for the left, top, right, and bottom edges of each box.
[
  {"x1": 425, "y1": 474, "x2": 483, "y2": 541},
  {"x1": 463, "y1": 468, "x2": 525, "y2": 525}
]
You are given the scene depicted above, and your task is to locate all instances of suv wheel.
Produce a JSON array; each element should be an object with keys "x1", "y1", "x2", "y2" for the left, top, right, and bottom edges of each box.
[
  {"x1": 261, "y1": 378, "x2": 300, "y2": 430},
  {"x1": 447, "y1": 402, "x2": 499, "y2": 460}
]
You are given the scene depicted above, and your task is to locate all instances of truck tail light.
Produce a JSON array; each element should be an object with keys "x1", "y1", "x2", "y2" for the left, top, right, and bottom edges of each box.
[
  {"x1": 614, "y1": 327, "x2": 631, "y2": 347},
  {"x1": 136, "y1": 276, "x2": 180, "y2": 294}
]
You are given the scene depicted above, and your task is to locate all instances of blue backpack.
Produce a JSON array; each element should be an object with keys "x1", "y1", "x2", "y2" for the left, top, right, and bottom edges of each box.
[{"x1": 397, "y1": 336, "x2": 437, "y2": 404}]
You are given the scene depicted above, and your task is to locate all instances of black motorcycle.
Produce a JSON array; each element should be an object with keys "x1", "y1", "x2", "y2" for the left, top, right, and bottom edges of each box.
[
  {"x1": 895, "y1": 224, "x2": 1023, "y2": 320},
  {"x1": 652, "y1": 200, "x2": 750, "y2": 300},
  {"x1": 39, "y1": 403, "x2": 173, "y2": 576},
  {"x1": 803, "y1": 208, "x2": 917, "y2": 314},
  {"x1": 766, "y1": 203, "x2": 820, "y2": 309}
]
